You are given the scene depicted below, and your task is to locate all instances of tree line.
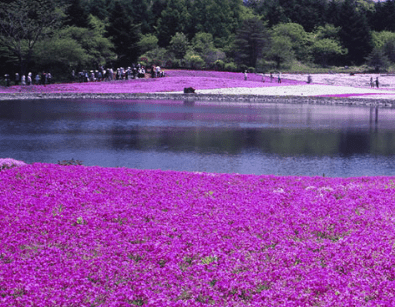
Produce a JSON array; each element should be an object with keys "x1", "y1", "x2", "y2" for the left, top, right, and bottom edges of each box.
[{"x1": 1, "y1": 0, "x2": 395, "y2": 80}]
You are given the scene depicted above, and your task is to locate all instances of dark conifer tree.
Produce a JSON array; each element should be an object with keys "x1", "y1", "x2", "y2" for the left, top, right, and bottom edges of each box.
[
  {"x1": 234, "y1": 17, "x2": 269, "y2": 67},
  {"x1": 84, "y1": 0, "x2": 109, "y2": 20},
  {"x1": 337, "y1": 0, "x2": 372, "y2": 65},
  {"x1": 64, "y1": 0, "x2": 89, "y2": 28},
  {"x1": 106, "y1": 0, "x2": 141, "y2": 66},
  {"x1": 373, "y1": 0, "x2": 395, "y2": 32},
  {"x1": 156, "y1": 0, "x2": 189, "y2": 47},
  {"x1": 261, "y1": 0, "x2": 289, "y2": 28},
  {"x1": 279, "y1": 0, "x2": 326, "y2": 31}
]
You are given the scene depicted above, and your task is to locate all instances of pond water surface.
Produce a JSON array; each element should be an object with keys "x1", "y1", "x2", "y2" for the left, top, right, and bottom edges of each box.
[{"x1": 1, "y1": 99, "x2": 395, "y2": 177}]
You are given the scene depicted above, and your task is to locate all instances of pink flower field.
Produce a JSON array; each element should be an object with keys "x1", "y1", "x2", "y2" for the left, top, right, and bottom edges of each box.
[
  {"x1": 0, "y1": 70, "x2": 305, "y2": 94},
  {"x1": 1, "y1": 161, "x2": 395, "y2": 306}
]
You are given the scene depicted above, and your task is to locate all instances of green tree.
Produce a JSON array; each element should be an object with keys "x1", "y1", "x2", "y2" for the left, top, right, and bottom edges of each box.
[
  {"x1": 271, "y1": 23, "x2": 311, "y2": 61},
  {"x1": 254, "y1": 0, "x2": 289, "y2": 28},
  {"x1": 311, "y1": 38, "x2": 347, "y2": 66},
  {"x1": 168, "y1": 32, "x2": 190, "y2": 60},
  {"x1": 64, "y1": 0, "x2": 89, "y2": 28},
  {"x1": 336, "y1": 0, "x2": 372, "y2": 65},
  {"x1": 129, "y1": 0, "x2": 152, "y2": 34},
  {"x1": 82, "y1": 0, "x2": 108, "y2": 20},
  {"x1": 234, "y1": 18, "x2": 269, "y2": 68},
  {"x1": 192, "y1": 32, "x2": 215, "y2": 55},
  {"x1": 267, "y1": 35, "x2": 294, "y2": 68},
  {"x1": 370, "y1": 0, "x2": 395, "y2": 32},
  {"x1": 156, "y1": 0, "x2": 190, "y2": 47},
  {"x1": 32, "y1": 35, "x2": 87, "y2": 73},
  {"x1": 107, "y1": 0, "x2": 141, "y2": 66},
  {"x1": 138, "y1": 34, "x2": 159, "y2": 54},
  {"x1": 140, "y1": 47, "x2": 167, "y2": 67},
  {"x1": 184, "y1": 50, "x2": 205, "y2": 69},
  {"x1": 32, "y1": 15, "x2": 115, "y2": 73},
  {"x1": 191, "y1": 32, "x2": 226, "y2": 67},
  {"x1": 279, "y1": 0, "x2": 327, "y2": 32},
  {"x1": 311, "y1": 24, "x2": 347, "y2": 66},
  {"x1": 189, "y1": 0, "x2": 243, "y2": 48},
  {"x1": 366, "y1": 48, "x2": 390, "y2": 72},
  {"x1": 0, "y1": 0, "x2": 66, "y2": 74},
  {"x1": 372, "y1": 31, "x2": 395, "y2": 63}
]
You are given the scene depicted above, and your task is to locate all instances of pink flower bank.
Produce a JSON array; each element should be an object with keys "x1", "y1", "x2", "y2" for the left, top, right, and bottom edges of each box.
[
  {"x1": 1, "y1": 163, "x2": 395, "y2": 306},
  {"x1": 0, "y1": 70, "x2": 305, "y2": 94}
]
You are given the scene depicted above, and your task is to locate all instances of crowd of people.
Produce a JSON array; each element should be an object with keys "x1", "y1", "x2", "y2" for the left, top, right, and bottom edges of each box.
[
  {"x1": 3, "y1": 64, "x2": 165, "y2": 86},
  {"x1": 4, "y1": 72, "x2": 52, "y2": 86},
  {"x1": 72, "y1": 64, "x2": 165, "y2": 83}
]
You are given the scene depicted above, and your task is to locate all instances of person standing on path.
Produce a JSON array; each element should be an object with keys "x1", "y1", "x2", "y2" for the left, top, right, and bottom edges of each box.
[
  {"x1": 370, "y1": 76, "x2": 374, "y2": 88},
  {"x1": 35, "y1": 74, "x2": 40, "y2": 85},
  {"x1": 15, "y1": 73, "x2": 20, "y2": 86},
  {"x1": 277, "y1": 71, "x2": 281, "y2": 83},
  {"x1": 376, "y1": 77, "x2": 379, "y2": 88}
]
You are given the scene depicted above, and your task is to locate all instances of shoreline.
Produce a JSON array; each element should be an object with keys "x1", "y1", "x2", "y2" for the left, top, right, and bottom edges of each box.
[{"x1": 1, "y1": 91, "x2": 395, "y2": 107}]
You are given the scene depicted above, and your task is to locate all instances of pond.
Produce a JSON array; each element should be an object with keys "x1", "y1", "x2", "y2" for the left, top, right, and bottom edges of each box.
[{"x1": 1, "y1": 98, "x2": 395, "y2": 177}]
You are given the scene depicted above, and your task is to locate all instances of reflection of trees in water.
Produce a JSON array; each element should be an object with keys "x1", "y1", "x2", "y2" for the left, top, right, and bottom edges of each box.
[
  {"x1": 339, "y1": 131, "x2": 370, "y2": 156},
  {"x1": 110, "y1": 126, "x2": 140, "y2": 150}
]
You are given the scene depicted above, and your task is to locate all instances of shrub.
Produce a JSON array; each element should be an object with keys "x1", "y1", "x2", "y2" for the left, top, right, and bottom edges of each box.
[
  {"x1": 224, "y1": 62, "x2": 237, "y2": 72},
  {"x1": 240, "y1": 64, "x2": 248, "y2": 72},
  {"x1": 57, "y1": 159, "x2": 83, "y2": 166},
  {"x1": 214, "y1": 60, "x2": 225, "y2": 70}
]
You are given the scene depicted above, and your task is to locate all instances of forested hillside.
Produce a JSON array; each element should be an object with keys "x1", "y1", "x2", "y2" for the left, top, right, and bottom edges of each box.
[{"x1": 1, "y1": 0, "x2": 395, "y2": 78}]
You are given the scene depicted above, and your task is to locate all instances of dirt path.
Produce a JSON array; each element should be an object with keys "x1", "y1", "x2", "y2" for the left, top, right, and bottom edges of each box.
[{"x1": 282, "y1": 73, "x2": 395, "y2": 89}]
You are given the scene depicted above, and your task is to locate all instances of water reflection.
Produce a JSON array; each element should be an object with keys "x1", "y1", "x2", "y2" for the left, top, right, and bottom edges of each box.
[{"x1": 1, "y1": 99, "x2": 395, "y2": 176}]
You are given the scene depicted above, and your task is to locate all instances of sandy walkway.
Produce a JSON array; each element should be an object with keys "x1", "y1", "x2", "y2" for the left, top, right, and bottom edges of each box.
[
  {"x1": 282, "y1": 73, "x2": 395, "y2": 88},
  {"x1": 192, "y1": 73, "x2": 395, "y2": 99}
]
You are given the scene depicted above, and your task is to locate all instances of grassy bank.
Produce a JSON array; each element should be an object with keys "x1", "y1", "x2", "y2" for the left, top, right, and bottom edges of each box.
[{"x1": 1, "y1": 162, "x2": 395, "y2": 305}]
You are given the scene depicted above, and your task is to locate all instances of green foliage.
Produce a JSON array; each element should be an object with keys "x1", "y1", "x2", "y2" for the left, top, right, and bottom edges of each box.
[
  {"x1": 1, "y1": 0, "x2": 394, "y2": 73},
  {"x1": 224, "y1": 62, "x2": 237, "y2": 72},
  {"x1": 32, "y1": 14, "x2": 115, "y2": 75},
  {"x1": 191, "y1": 32, "x2": 215, "y2": 55},
  {"x1": 184, "y1": 51, "x2": 205, "y2": 69},
  {"x1": 168, "y1": 32, "x2": 190, "y2": 59},
  {"x1": 64, "y1": 0, "x2": 89, "y2": 28},
  {"x1": 32, "y1": 35, "x2": 87, "y2": 70},
  {"x1": 366, "y1": 48, "x2": 390, "y2": 72},
  {"x1": 214, "y1": 59, "x2": 225, "y2": 70},
  {"x1": 0, "y1": 0, "x2": 67, "y2": 74},
  {"x1": 372, "y1": 31, "x2": 395, "y2": 63},
  {"x1": 234, "y1": 17, "x2": 269, "y2": 68},
  {"x1": 336, "y1": 0, "x2": 373, "y2": 65},
  {"x1": 156, "y1": 0, "x2": 190, "y2": 47},
  {"x1": 271, "y1": 23, "x2": 311, "y2": 61},
  {"x1": 310, "y1": 25, "x2": 347, "y2": 66},
  {"x1": 267, "y1": 35, "x2": 294, "y2": 69},
  {"x1": 140, "y1": 47, "x2": 168, "y2": 66},
  {"x1": 106, "y1": 0, "x2": 141, "y2": 66},
  {"x1": 311, "y1": 38, "x2": 347, "y2": 67},
  {"x1": 256, "y1": 0, "x2": 289, "y2": 28},
  {"x1": 138, "y1": 34, "x2": 159, "y2": 54},
  {"x1": 191, "y1": 32, "x2": 225, "y2": 67}
]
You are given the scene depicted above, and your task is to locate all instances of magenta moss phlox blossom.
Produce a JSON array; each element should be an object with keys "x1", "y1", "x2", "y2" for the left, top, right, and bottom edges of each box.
[
  {"x1": 0, "y1": 70, "x2": 305, "y2": 94},
  {"x1": 0, "y1": 158, "x2": 27, "y2": 170},
  {"x1": 1, "y1": 164, "x2": 395, "y2": 305}
]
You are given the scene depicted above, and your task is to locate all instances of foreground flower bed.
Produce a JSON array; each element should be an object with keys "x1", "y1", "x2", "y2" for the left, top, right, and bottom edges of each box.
[
  {"x1": 1, "y1": 163, "x2": 395, "y2": 306},
  {"x1": 0, "y1": 70, "x2": 304, "y2": 95}
]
